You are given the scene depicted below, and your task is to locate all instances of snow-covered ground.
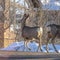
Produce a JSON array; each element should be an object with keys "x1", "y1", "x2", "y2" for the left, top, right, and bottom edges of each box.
[{"x1": 0, "y1": 41, "x2": 60, "y2": 53}]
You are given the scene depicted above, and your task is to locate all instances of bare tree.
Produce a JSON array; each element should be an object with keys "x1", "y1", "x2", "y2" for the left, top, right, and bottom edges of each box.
[{"x1": 0, "y1": 0, "x2": 5, "y2": 48}]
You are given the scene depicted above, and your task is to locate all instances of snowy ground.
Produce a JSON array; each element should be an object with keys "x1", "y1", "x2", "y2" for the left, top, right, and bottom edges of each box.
[{"x1": 0, "y1": 41, "x2": 60, "y2": 53}]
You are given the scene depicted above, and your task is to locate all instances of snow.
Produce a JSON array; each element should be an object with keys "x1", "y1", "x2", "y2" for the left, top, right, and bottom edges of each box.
[
  {"x1": 55, "y1": 1, "x2": 60, "y2": 6},
  {"x1": 41, "y1": 0, "x2": 60, "y2": 10},
  {"x1": 0, "y1": 41, "x2": 60, "y2": 53},
  {"x1": 41, "y1": 0, "x2": 50, "y2": 5}
]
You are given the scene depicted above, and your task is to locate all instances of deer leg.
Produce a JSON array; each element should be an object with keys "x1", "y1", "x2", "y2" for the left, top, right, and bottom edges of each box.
[
  {"x1": 51, "y1": 33, "x2": 59, "y2": 53},
  {"x1": 24, "y1": 40, "x2": 31, "y2": 51},
  {"x1": 46, "y1": 40, "x2": 49, "y2": 53},
  {"x1": 24, "y1": 40, "x2": 25, "y2": 51},
  {"x1": 46, "y1": 37, "x2": 50, "y2": 53},
  {"x1": 40, "y1": 36, "x2": 42, "y2": 52},
  {"x1": 28, "y1": 40, "x2": 32, "y2": 51},
  {"x1": 37, "y1": 37, "x2": 42, "y2": 52},
  {"x1": 52, "y1": 40, "x2": 59, "y2": 53},
  {"x1": 24, "y1": 39, "x2": 27, "y2": 51}
]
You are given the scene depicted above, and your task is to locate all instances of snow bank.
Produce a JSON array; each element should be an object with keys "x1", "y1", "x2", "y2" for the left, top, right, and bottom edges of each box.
[{"x1": 0, "y1": 41, "x2": 60, "y2": 53}]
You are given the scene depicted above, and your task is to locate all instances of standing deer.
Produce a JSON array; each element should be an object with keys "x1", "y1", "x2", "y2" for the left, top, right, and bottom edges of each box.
[
  {"x1": 46, "y1": 24, "x2": 60, "y2": 53},
  {"x1": 19, "y1": 13, "x2": 43, "y2": 52}
]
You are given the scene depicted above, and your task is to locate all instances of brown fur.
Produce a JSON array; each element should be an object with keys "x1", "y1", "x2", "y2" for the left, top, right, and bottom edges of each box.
[
  {"x1": 20, "y1": 14, "x2": 43, "y2": 51},
  {"x1": 22, "y1": 26, "x2": 43, "y2": 52},
  {"x1": 46, "y1": 24, "x2": 60, "y2": 53}
]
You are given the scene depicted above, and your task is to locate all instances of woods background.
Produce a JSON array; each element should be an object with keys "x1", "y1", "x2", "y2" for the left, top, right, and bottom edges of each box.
[{"x1": 0, "y1": 0, "x2": 60, "y2": 47}]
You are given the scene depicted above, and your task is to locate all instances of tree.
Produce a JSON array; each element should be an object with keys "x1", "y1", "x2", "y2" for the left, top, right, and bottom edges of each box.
[{"x1": 0, "y1": 0, "x2": 5, "y2": 47}]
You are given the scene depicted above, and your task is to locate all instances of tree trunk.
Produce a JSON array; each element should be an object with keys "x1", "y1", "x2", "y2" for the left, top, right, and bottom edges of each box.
[
  {"x1": 26, "y1": 0, "x2": 43, "y2": 26},
  {"x1": 0, "y1": 0, "x2": 5, "y2": 48}
]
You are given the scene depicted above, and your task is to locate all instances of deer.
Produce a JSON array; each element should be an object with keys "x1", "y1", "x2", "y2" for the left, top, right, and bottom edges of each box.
[
  {"x1": 46, "y1": 24, "x2": 60, "y2": 53},
  {"x1": 19, "y1": 13, "x2": 43, "y2": 52}
]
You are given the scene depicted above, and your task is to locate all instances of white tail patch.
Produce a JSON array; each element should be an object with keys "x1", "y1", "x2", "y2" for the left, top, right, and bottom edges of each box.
[
  {"x1": 40, "y1": 27, "x2": 43, "y2": 34},
  {"x1": 38, "y1": 27, "x2": 43, "y2": 37}
]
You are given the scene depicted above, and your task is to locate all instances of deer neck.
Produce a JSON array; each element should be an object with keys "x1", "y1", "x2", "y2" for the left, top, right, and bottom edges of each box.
[
  {"x1": 20, "y1": 14, "x2": 29, "y2": 31},
  {"x1": 21, "y1": 15, "x2": 28, "y2": 29},
  {"x1": 21, "y1": 20, "x2": 26, "y2": 29}
]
